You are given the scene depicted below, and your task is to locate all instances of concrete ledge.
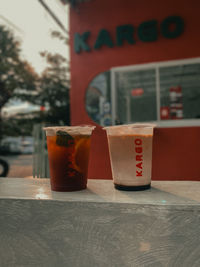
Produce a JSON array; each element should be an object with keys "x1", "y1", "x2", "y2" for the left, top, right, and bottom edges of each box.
[{"x1": 0, "y1": 178, "x2": 200, "y2": 266}]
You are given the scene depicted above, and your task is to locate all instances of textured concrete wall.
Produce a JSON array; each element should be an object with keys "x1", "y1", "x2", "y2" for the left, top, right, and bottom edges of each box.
[{"x1": 0, "y1": 178, "x2": 200, "y2": 266}]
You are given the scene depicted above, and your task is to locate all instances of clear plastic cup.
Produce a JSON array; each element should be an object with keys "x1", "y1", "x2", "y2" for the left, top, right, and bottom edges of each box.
[
  {"x1": 103, "y1": 123, "x2": 156, "y2": 191},
  {"x1": 44, "y1": 126, "x2": 95, "y2": 192}
]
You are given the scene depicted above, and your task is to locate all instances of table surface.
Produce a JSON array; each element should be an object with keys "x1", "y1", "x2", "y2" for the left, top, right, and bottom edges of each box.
[{"x1": 0, "y1": 178, "x2": 200, "y2": 205}]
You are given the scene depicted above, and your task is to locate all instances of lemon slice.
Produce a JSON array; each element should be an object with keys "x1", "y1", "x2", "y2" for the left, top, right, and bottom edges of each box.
[{"x1": 74, "y1": 137, "x2": 90, "y2": 173}]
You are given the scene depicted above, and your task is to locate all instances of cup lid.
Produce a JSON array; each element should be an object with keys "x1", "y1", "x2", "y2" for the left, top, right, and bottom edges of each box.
[
  {"x1": 43, "y1": 125, "x2": 96, "y2": 136},
  {"x1": 103, "y1": 123, "x2": 156, "y2": 135}
]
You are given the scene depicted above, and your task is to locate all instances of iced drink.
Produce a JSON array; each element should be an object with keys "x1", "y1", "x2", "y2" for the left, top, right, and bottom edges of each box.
[
  {"x1": 104, "y1": 124, "x2": 155, "y2": 191},
  {"x1": 44, "y1": 126, "x2": 95, "y2": 192}
]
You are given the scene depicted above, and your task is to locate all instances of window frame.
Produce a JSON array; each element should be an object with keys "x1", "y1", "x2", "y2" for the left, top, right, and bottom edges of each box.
[{"x1": 110, "y1": 57, "x2": 200, "y2": 127}]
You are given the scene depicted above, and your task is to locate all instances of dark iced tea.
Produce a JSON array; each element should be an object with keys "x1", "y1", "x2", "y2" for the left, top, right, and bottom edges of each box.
[{"x1": 46, "y1": 131, "x2": 92, "y2": 191}]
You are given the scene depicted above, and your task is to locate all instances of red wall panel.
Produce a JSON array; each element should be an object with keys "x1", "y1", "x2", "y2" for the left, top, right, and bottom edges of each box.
[{"x1": 70, "y1": 0, "x2": 200, "y2": 180}]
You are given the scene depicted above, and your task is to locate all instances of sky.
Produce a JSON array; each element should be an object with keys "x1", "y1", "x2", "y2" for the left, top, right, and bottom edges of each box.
[{"x1": 0, "y1": 0, "x2": 69, "y2": 74}]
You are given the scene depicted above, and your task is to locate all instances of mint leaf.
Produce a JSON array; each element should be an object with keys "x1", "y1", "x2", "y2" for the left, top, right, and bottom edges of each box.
[{"x1": 56, "y1": 131, "x2": 75, "y2": 147}]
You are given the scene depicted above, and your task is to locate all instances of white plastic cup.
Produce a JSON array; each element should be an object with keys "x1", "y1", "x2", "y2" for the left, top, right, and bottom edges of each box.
[{"x1": 103, "y1": 123, "x2": 156, "y2": 191}]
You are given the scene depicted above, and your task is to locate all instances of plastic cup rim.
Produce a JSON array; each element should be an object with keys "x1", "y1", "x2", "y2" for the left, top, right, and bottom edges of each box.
[
  {"x1": 43, "y1": 125, "x2": 95, "y2": 130},
  {"x1": 103, "y1": 123, "x2": 156, "y2": 130}
]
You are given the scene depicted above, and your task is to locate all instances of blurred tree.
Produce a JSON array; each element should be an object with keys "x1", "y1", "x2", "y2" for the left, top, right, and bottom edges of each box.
[
  {"x1": 37, "y1": 50, "x2": 70, "y2": 125},
  {"x1": 0, "y1": 26, "x2": 70, "y2": 140},
  {"x1": 0, "y1": 25, "x2": 37, "y2": 139},
  {"x1": 33, "y1": 30, "x2": 70, "y2": 126}
]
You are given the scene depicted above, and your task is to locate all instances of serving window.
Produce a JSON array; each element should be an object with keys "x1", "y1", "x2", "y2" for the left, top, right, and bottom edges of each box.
[{"x1": 85, "y1": 58, "x2": 200, "y2": 127}]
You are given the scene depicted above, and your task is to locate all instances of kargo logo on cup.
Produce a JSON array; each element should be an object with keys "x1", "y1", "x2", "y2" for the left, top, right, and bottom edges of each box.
[{"x1": 134, "y1": 138, "x2": 143, "y2": 177}]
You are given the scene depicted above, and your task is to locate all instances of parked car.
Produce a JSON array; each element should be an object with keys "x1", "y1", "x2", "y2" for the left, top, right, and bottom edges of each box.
[
  {"x1": 0, "y1": 158, "x2": 9, "y2": 177},
  {"x1": 0, "y1": 136, "x2": 34, "y2": 155},
  {"x1": 0, "y1": 144, "x2": 10, "y2": 155},
  {"x1": 21, "y1": 141, "x2": 34, "y2": 154}
]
